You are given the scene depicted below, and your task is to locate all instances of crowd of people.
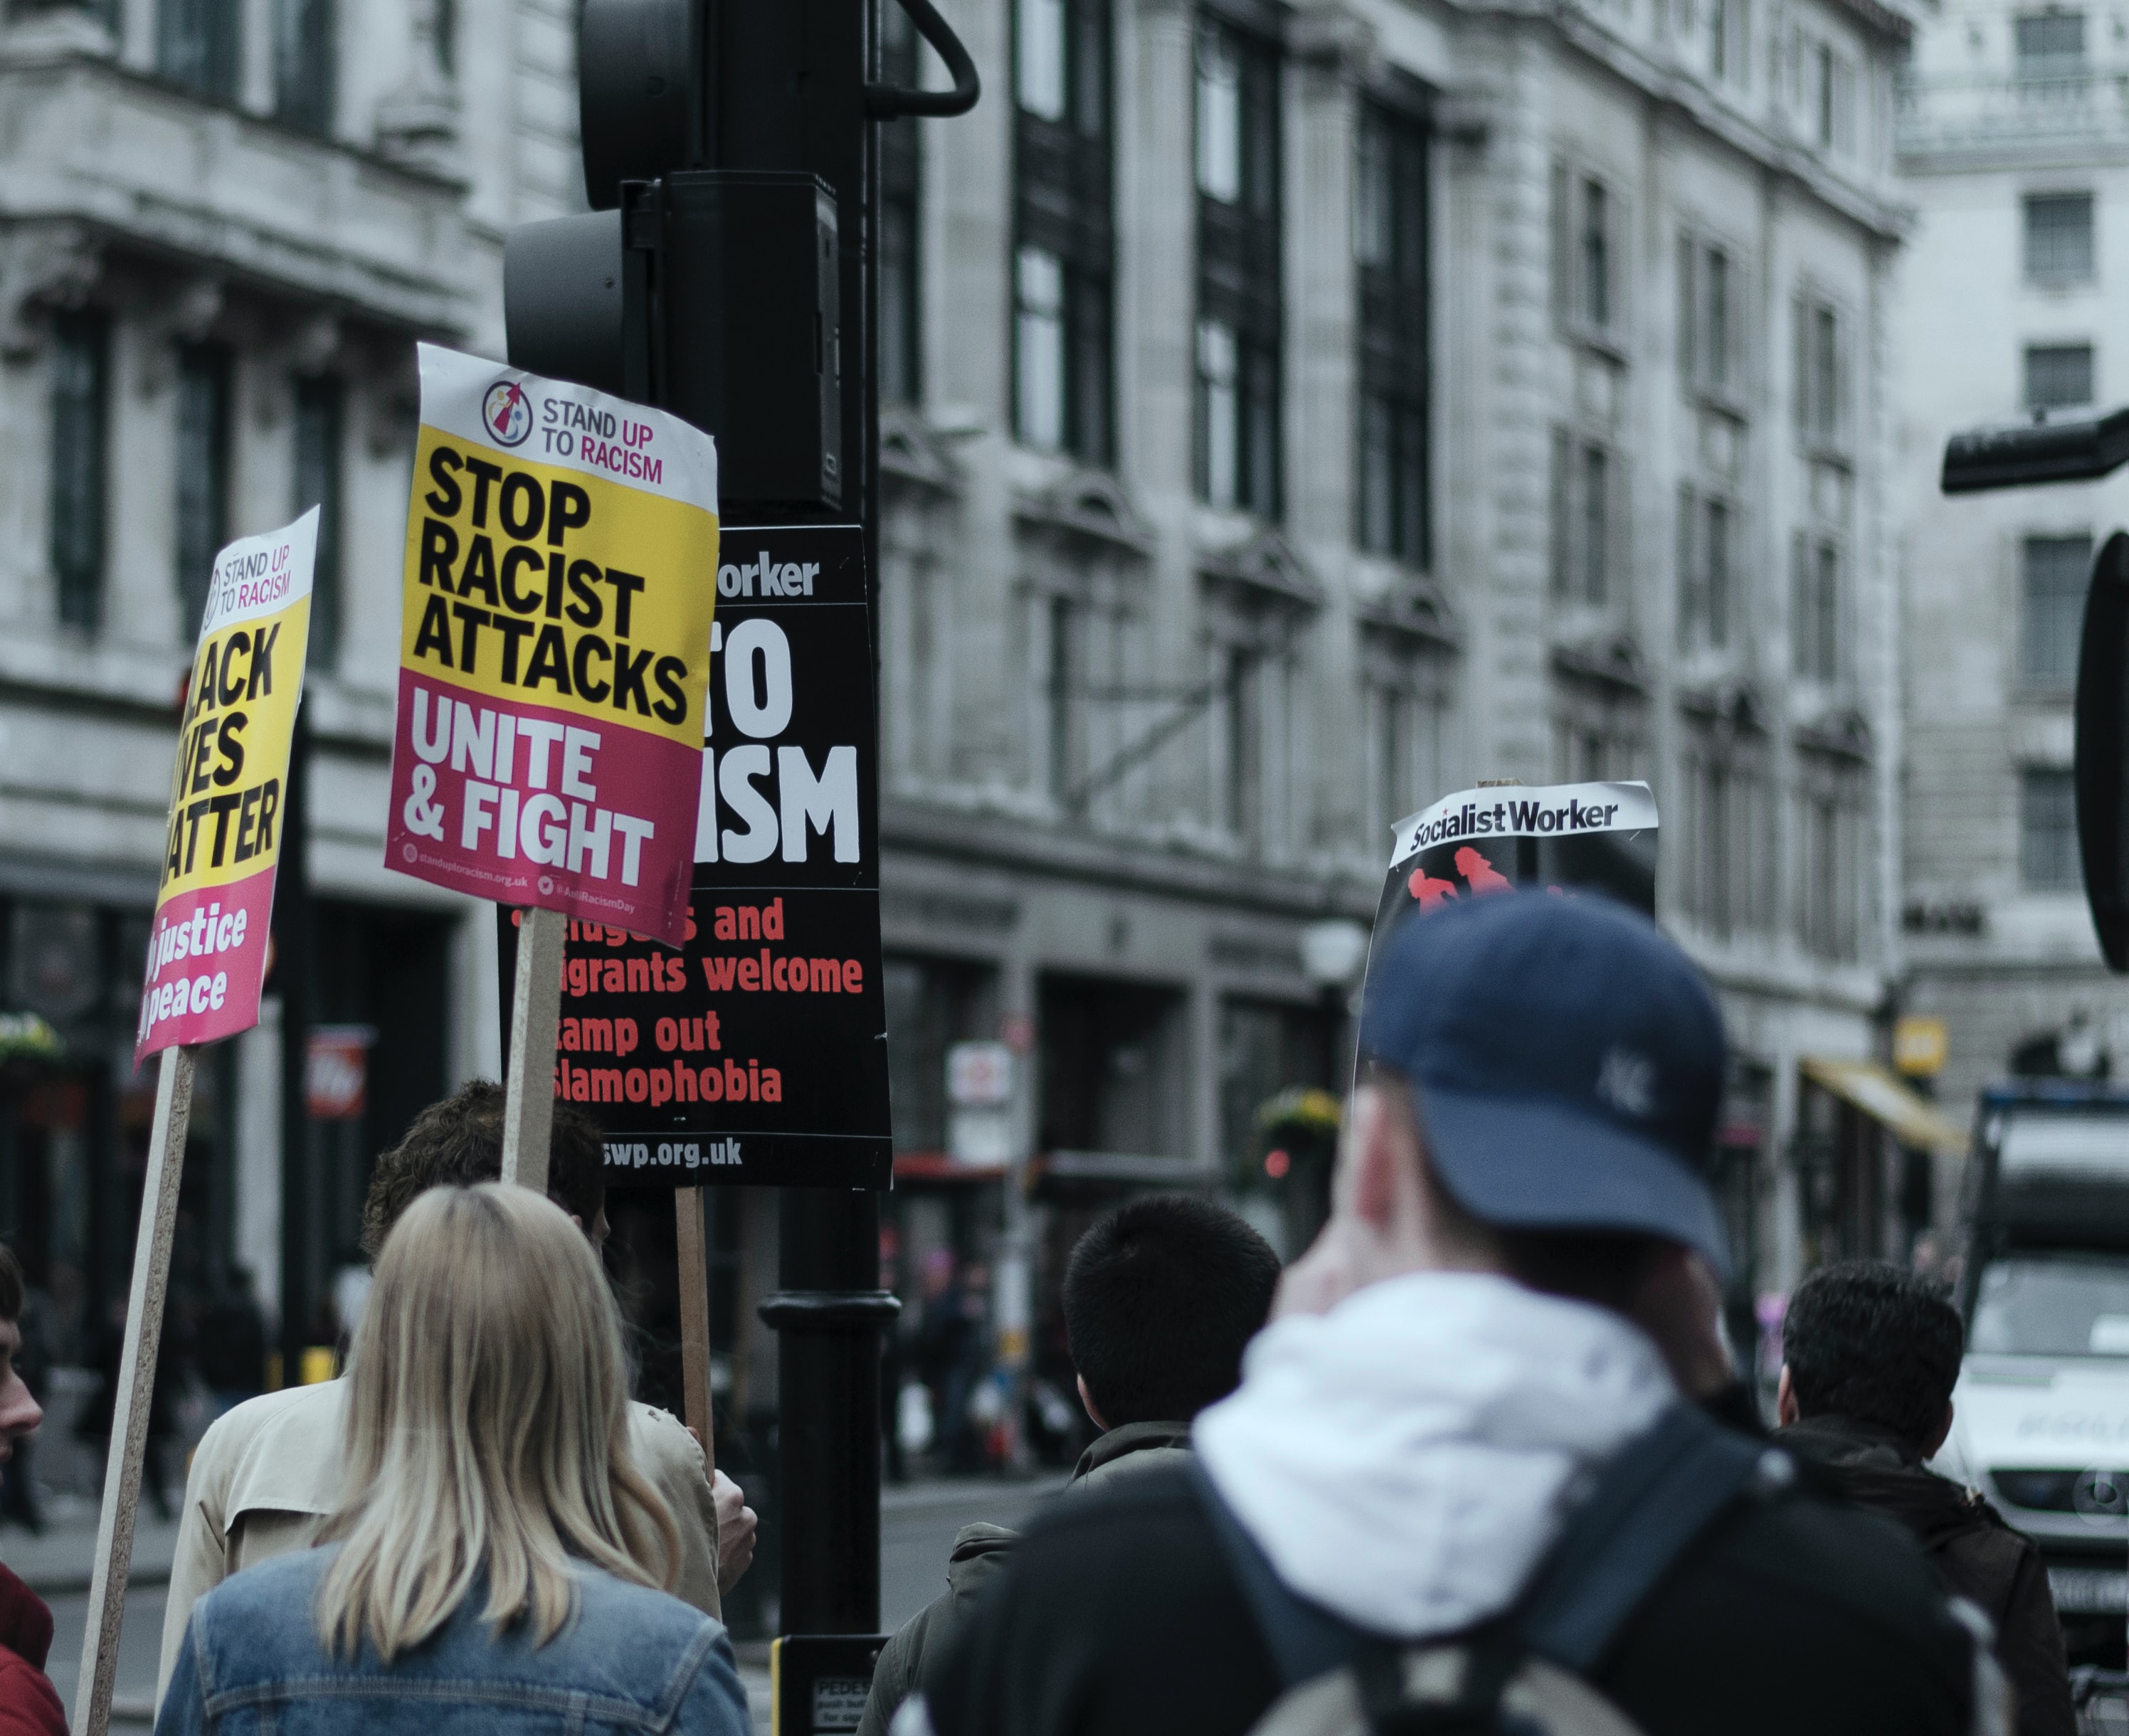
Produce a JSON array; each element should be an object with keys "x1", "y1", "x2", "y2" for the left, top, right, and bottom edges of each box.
[{"x1": 0, "y1": 891, "x2": 2088, "y2": 1734}]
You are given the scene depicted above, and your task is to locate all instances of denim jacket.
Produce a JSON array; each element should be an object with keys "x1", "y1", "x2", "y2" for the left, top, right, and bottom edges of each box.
[{"x1": 154, "y1": 1545, "x2": 749, "y2": 1736}]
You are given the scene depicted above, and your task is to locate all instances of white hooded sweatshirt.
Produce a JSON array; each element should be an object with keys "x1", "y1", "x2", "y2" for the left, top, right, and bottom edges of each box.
[{"x1": 1193, "y1": 1270, "x2": 1676, "y2": 1639}]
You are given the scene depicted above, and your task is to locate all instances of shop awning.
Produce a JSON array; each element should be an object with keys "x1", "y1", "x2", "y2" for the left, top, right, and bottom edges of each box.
[{"x1": 1799, "y1": 1056, "x2": 1967, "y2": 1156}]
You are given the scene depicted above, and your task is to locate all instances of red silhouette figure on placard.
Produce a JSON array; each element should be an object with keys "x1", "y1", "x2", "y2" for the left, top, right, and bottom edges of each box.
[
  {"x1": 1407, "y1": 867, "x2": 1460, "y2": 911},
  {"x1": 1454, "y1": 847, "x2": 1515, "y2": 895}
]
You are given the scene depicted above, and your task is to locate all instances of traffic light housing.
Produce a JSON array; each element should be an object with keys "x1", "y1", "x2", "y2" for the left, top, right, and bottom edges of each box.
[
  {"x1": 1939, "y1": 413, "x2": 2129, "y2": 973},
  {"x1": 2079, "y1": 534, "x2": 2129, "y2": 970},
  {"x1": 502, "y1": 0, "x2": 976, "y2": 517}
]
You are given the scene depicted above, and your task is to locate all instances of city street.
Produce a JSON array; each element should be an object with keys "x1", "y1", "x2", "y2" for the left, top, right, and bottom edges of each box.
[{"x1": 28, "y1": 1476, "x2": 1064, "y2": 1730}]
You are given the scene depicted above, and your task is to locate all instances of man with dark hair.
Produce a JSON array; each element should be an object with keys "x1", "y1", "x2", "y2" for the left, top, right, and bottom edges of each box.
[
  {"x1": 857, "y1": 1196, "x2": 1279, "y2": 1736},
  {"x1": 1062, "y1": 1194, "x2": 1282, "y2": 1478},
  {"x1": 0, "y1": 1243, "x2": 64, "y2": 1735},
  {"x1": 358, "y1": 1080, "x2": 608, "y2": 1256},
  {"x1": 911, "y1": 894, "x2": 1993, "y2": 1736},
  {"x1": 1777, "y1": 1260, "x2": 2073, "y2": 1736},
  {"x1": 157, "y1": 1081, "x2": 754, "y2": 1705}
]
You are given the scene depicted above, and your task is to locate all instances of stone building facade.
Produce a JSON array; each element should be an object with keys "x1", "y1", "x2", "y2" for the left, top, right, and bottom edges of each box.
[
  {"x1": 1895, "y1": 0, "x2": 2129, "y2": 1145},
  {"x1": 886, "y1": 0, "x2": 1916, "y2": 1355},
  {"x1": 0, "y1": 0, "x2": 560, "y2": 1368},
  {"x1": 0, "y1": 0, "x2": 1918, "y2": 1436}
]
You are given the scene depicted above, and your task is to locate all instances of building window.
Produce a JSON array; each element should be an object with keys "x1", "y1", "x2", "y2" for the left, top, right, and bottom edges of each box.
[
  {"x1": 1355, "y1": 102, "x2": 1430, "y2": 566},
  {"x1": 1195, "y1": 16, "x2": 1281, "y2": 516},
  {"x1": 2021, "y1": 766, "x2": 2081, "y2": 890},
  {"x1": 159, "y1": 0, "x2": 240, "y2": 99},
  {"x1": 49, "y1": 312, "x2": 108, "y2": 633},
  {"x1": 174, "y1": 344, "x2": 232, "y2": 635},
  {"x1": 882, "y1": 958, "x2": 997, "y2": 1155},
  {"x1": 1551, "y1": 676, "x2": 1644, "y2": 784},
  {"x1": 276, "y1": 0, "x2": 334, "y2": 133},
  {"x1": 1551, "y1": 429, "x2": 1622, "y2": 608},
  {"x1": 1792, "y1": 531, "x2": 1842, "y2": 680},
  {"x1": 1679, "y1": 726, "x2": 1773, "y2": 941},
  {"x1": 2025, "y1": 342, "x2": 2094, "y2": 410},
  {"x1": 2015, "y1": 11, "x2": 2086, "y2": 74},
  {"x1": 293, "y1": 377, "x2": 342, "y2": 671},
  {"x1": 1014, "y1": 0, "x2": 1111, "y2": 460},
  {"x1": 2025, "y1": 193, "x2": 2095, "y2": 285},
  {"x1": 1045, "y1": 593, "x2": 1079, "y2": 805},
  {"x1": 1552, "y1": 166, "x2": 1623, "y2": 341},
  {"x1": 1364, "y1": 642, "x2": 1451, "y2": 845},
  {"x1": 1679, "y1": 235, "x2": 1743, "y2": 398},
  {"x1": 1678, "y1": 487, "x2": 1736, "y2": 651},
  {"x1": 1795, "y1": 292, "x2": 1848, "y2": 453},
  {"x1": 2022, "y1": 533, "x2": 2091, "y2": 689},
  {"x1": 1709, "y1": 0, "x2": 1748, "y2": 84},
  {"x1": 1800, "y1": 755, "x2": 1866, "y2": 960},
  {"x1": 879, "y1": 1, "x2": 921, "y2": 405}
]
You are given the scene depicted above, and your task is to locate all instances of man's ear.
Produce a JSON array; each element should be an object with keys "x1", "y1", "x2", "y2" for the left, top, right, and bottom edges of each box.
[
  {"x1": 1076, "y1": 1372, "x2": 1107, "y2": 1432},
  {"x1": 1924, "y1": 1399, "x2": 1954, "y2": 1461},
  {"x1": 1350, "y1": 1089, "x2": 1403, "y2": 1229},
  {"x1": 1775, "y1": 1365, "x2": 1800, "y2": 1427}
]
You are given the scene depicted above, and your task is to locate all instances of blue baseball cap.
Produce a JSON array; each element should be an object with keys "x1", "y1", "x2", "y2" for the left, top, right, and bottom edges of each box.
[{"x1": 1358, "y1": 891, "x2": 1731, "y2": 1276}]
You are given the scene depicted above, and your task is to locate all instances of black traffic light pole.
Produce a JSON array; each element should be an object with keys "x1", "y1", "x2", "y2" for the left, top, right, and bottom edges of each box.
[{"x1": 506, "y1": 0, "x2": 977, "y2": 1637}]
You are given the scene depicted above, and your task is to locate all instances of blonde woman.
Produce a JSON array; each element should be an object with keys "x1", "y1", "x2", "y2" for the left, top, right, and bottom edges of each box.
[{"x1": 155, "y1": 1184, "x2": 748, "y2": 1735}]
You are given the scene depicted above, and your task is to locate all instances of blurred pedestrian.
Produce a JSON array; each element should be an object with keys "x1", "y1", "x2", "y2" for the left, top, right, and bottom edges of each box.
[
  {"x1": 154, "y1": 1185, "x2": 749, "y2": 1736},
  {"x1": 75, "y1": 1293, "x2": 181, "y2": 1521},
  {"x1": 194, "y1": 1267, "x2": 266, "y2": 1415},
  {"x1": 0, "y1": 1285, "x2": 48, "y2": 1535},
  {"x1": 156, "y1": 1082, "x2": 755, "y2": 1705},
  {"x1": 913, "y1": 894, "x2": 2000, "y2": 1736},
  {"x1": 860, "y1": 1195, "x2": 1279, "y2": 1736},
  {"x1": 0, "y1": 1244, "x2": 66, "y2": 1735},
  {"x1": 1777, "y1": 1260, "x2": 2072, "y2": 1736}
]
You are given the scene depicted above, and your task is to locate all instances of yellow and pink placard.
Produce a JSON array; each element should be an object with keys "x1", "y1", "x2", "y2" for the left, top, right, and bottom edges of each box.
[
  {"x1": 136, "y1": 509, "x2": 317, "y2": 1063},
  {"x1": 384, "y1": 345, "x2": 720, "y2": 946}
]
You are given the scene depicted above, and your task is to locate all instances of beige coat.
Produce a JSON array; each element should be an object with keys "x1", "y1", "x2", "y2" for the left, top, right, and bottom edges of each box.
[{"x1": 154, "y1": 1380, "x2": 722, "y2": 1705}]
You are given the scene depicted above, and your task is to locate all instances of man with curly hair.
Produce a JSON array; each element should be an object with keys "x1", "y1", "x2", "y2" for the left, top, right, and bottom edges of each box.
[{"x1": 154, "y1": 1081, "x2": 754, "y2": 1707}]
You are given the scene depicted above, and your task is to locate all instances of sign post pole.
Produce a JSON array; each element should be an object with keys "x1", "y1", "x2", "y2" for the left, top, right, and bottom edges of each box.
[
  {"x1": 73, "y1": 1044, "x2": 196, "y2": 1736},
  {"x1": 502, "y1": 906, "x2": 566, "y2": 1196},
  {"x1": 674, "y1": 1187, "x2": 714, "y2": 1453}
]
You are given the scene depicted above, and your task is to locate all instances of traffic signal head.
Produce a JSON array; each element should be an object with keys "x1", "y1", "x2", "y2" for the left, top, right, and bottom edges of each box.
[
  {"x1": 2078, "y1": 534, "x2": 2129, "y2": 970},
  {"x1": 579, "y1": 0, "x2": 707, "y2": 210},
  {"x1": 1943, "y1": 406, "x2": 2129, "y2": 494}
]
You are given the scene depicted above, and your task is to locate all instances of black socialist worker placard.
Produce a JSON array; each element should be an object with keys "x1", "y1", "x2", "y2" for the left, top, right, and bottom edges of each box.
[
  {"x1": 1366, "y1": 780, "x2": 1659, "y2": 969},
  {"x1": 501, "y1": 524, "x2": 892, "y2": 1187}
]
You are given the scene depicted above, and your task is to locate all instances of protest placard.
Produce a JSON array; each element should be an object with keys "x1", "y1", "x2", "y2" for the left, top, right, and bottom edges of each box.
[
  {"x1": 497, "y1": 524, "x2": 892, "y2": 1190},
  {"x1": 83, "y1": 512, "x2": 318, "y2": 1736},
  {"x1": 1369, "y1": 779, "x2": 1659, "y2": 963},
  {"x1": 385, "y1": 344, "x2": 720, "y2": 949},
  {"x1": 135, "y1": 510, "x2": 317, "y2": 1065}
]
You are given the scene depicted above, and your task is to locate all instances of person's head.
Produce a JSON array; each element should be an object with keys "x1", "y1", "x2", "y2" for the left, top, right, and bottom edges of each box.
[
  {"x1": 1777, "y1": 1260, "x2": 1962, "y2": 1459},
  {"x1": 0, "y1": 1246, "x2": 39, "y2": 1465},
  {"x1": 317, "y1": 1184, "x2": 675, "y2": 1660},
  {"x1": 1299, "y1": 893, "x2": 1733, "y2": 1392},
  {"x1": 1065, "y1": 1195, "x2": 1280, "y2": 1428},
  {"x1": 360, "y1": 1081, "x2": 606, "y2": 1259}
]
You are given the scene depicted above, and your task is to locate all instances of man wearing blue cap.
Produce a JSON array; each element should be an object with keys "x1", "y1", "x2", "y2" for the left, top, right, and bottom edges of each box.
[{"x1": 909, "y1": 894, "x2": 1998, "y2": 1736}]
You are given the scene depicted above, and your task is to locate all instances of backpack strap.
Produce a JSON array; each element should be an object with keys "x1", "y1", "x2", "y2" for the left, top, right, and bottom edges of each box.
[
  {"x1": 1185, "y1": 1457, "x2": 1368, "y2": 1689},
  {"x1": 1512, "y1": 1403, "x2": 1794, "y2": 1674}
]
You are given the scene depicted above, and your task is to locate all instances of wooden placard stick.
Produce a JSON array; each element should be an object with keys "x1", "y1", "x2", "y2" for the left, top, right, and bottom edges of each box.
[
  {"x1": 502, "y1": 906, "x2": 567, "y2": 1195},
  {"x1": 675, "y1": 1187, "x2": 714, "y2": 1459},
  {"x1": 74, "y1": 1045, "x2": 196, "y2": 1736}
]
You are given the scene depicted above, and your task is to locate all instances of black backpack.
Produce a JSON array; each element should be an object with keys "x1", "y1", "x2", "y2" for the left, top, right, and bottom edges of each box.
[{"x1": 1190, "y1": 1404, "x2": 1817, "y2": 1736}]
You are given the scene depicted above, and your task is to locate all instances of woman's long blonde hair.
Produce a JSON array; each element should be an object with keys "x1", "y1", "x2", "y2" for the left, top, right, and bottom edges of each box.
[{"x1": 315, "y1": 1182, "x2": 679, "y2": 1660}]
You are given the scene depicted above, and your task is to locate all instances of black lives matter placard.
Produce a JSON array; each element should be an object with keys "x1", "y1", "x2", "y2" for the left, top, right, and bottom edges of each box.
[
  {"x1": 1366, "y1": 780, "x2": 1659, "y2": 973},
  {"x1": 500, "y1": 524, "x2": 891, "y2": 1187}
]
